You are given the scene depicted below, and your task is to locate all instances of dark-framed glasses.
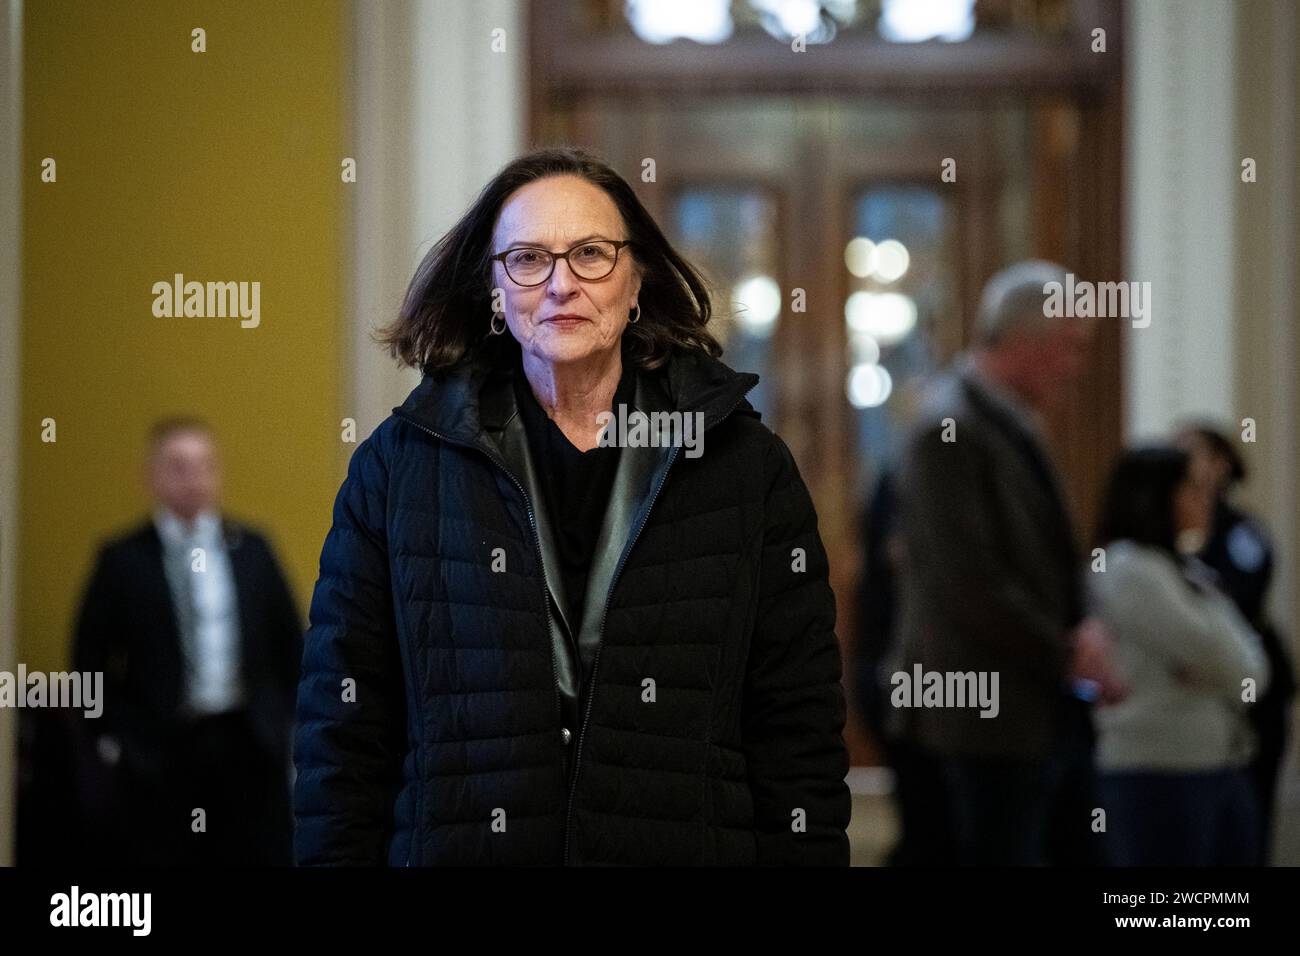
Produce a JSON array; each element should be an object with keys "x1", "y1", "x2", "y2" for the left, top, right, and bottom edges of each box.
[{"x1": 490, "y1": 239, "x2": 632, "y2": 287}]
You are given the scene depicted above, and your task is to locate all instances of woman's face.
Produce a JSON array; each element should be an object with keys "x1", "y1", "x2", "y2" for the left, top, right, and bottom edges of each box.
[
  {"x1": 490, "y1": 174, "x2": 641, "y2": 369},
  {"x1": 1174, "y1": 472, "x2": 1214, "y2": 536},
  {"x1": 1185, "y1": 438, "x2": 1230, "y2": 496}
]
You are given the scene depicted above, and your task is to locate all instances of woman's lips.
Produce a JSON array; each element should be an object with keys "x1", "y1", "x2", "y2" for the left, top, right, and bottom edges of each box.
[{"x1": 543, "y1": 315, "x2": 589, "y2": 329}]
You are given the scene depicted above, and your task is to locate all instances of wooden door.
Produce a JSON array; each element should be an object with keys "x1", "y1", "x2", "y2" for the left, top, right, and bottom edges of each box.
[{"x1": 531, "y1": 5, "x2": 1125, "y2": 767}]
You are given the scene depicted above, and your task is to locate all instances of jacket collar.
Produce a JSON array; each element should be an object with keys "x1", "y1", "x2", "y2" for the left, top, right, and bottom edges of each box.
[
  {"x1": 145, "y1": 510, "x2": 247, "y2": 554},
  {"x1": 957, "y1": 353, "x2": 1045, "y2": 446},
  {"x1": 153, "y1": 506, "x2": 224, "y2": 549},
  {"x1": 391, "y1": 338, "x2": 760, "y2": 451}
]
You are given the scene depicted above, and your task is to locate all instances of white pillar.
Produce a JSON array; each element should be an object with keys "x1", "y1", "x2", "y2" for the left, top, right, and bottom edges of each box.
[
  {"x1": 1126, "y1": 0, "x2": 1299, "y2": 651},
  {"x1": 1124, "y1": 0, "x2": 1237, "y2": 439},
  {"x1": 346, "y1": 0, "x2": 525, "y2": 442}
]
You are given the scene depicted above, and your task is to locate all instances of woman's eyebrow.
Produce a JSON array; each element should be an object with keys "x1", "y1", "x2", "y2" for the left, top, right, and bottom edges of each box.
[{"x1": 502, "y1": 233, "x2": 609, "y2": 251}]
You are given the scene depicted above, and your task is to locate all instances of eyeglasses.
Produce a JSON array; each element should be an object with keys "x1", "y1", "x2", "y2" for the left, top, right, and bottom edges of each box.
[{"x1": 490, "y1": 239, "x2": 632, "y2": 287}]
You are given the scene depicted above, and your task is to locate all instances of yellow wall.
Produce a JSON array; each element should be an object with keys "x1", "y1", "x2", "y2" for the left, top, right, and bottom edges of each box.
[{"x1": 20, "y1": 0, "x2": 346, "y2": 672}]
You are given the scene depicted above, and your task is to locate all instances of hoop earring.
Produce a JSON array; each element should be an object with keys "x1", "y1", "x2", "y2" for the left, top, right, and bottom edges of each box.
[
  {"x1": 628, "y1": 303, "x2": 641, "y2": 324},
  {"x1": 489, "y1": 312, "x2": 507, "y2": 335}
]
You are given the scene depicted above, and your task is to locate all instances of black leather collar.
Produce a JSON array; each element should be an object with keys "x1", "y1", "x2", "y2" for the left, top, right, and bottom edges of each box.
[{"x1": 393, "y1": 338, "x2": 759, "y2": 446}]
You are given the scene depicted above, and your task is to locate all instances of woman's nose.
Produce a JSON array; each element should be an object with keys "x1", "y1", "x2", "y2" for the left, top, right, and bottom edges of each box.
[{"x1": 546, "y1": 257, "x2": 581, "y2": 294}]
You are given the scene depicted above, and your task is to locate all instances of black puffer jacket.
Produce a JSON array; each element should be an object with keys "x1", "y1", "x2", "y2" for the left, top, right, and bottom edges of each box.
[{"x1": 293, "y1": 343, "x2": 851, "y2": 865}]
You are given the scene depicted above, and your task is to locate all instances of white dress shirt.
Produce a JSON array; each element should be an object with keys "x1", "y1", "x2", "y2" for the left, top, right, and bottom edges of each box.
[{"x1": 154, "y1": 506, "x2": 246, "y2": 716}]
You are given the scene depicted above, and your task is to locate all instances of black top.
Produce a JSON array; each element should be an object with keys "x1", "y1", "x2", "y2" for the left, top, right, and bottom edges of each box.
[
  {"x1": 513, "y1": 359, "x2": 636, "y2": 635},
  {"x1": 1198, "y1": 498, "x2": 1273, "y2": 626}
]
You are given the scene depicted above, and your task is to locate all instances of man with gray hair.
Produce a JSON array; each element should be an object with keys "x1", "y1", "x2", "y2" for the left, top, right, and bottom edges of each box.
[{"x1": 889, "y1": 260, "x2": 1126, "y2": 865}]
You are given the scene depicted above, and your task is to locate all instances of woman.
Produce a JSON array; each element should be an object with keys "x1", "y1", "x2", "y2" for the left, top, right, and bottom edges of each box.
[
  {"x1": 293, "y1": 146, "x2": 851, "y2": 866},
  {"x1": 1089, "y1": 446, "x2": 1270, "y2": 865},
  {"x1": 1175, "y1": 423, "x2": 1295, "y2": 863}
]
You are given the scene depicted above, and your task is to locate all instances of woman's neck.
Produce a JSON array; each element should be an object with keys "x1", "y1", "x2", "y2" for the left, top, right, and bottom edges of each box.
[{"x1": 521, "y1": 349, "x2": 622, "y2": 452}]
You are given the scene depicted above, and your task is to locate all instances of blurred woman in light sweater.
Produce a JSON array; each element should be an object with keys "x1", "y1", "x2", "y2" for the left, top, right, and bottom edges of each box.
[{"x1": 1089, "y1": 445, "x2": 1270, "y2": 866}]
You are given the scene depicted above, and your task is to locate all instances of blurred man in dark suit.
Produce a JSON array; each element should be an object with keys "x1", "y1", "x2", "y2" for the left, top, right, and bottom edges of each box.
[
  {"x1": 891, "y1": 261, "x2": 1126, "y2": 866},
  {"x1": 72, "y1": 417, "x2": 303, "y2": 864}
]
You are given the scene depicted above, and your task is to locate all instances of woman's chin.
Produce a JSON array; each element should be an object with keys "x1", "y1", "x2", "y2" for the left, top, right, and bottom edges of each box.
[{"x1": 530, "y1": 327, "x2": 607, "y2": 365}]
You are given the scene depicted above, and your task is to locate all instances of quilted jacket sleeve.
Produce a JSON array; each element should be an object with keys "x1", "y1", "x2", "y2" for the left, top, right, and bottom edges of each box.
[
  {"x1": 293, "y1": 431, "x2": 408, "y2": 865},
  {"x1": 741, "y1": 432, "x2": 852, "y2": 865}
]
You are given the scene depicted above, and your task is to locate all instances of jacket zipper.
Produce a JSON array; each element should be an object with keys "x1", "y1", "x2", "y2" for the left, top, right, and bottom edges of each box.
[
  {"x1": 392, "y1": 414, "x2": 564, "y2": 865},
  {"x1": 562, "y1": 443, "x2": 678, "y2": 866},
  {"x1": 561, "y1": 390, "x2": 754, "y2": 866}
]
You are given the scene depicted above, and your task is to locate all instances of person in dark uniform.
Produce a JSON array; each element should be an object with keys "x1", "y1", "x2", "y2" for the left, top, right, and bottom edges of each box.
[{"x1": 1176, "y1": 423, "x2": 1296, "y2": 864}]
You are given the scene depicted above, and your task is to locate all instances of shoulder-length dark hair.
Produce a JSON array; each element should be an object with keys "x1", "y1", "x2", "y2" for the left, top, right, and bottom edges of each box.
[
  {"x1": 376, "y1": 145, "x2": 722, "y2": 373},
  {"x1": 1174, "y1": 420, "x2": 1247, "y2": 486},
  {"x1": 1094, "y1": 445, "x2": 1190, "y2": 559}
]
